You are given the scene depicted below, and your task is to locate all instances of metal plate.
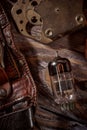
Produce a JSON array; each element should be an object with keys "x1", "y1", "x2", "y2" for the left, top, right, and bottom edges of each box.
[{"x1": 11, "y1": 0, "x2": 86, "y2": 44}]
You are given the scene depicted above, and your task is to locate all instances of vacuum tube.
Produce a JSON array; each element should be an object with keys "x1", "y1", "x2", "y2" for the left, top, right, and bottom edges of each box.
[{"x1": 48, "y1": 55, "x2": 76, "y2": 110}]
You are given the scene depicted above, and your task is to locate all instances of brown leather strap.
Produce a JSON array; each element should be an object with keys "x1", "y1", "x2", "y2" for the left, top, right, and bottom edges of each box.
[
  {"x1": 0, "y1": 2, "x2": 36, "y2": 105},
  {"x1": 0, "y1": 3, "x2": 21, "y2": 78},
  {"x1": 0, "y1": 67, "x2": 8, "y2": 85},
  {"x1": 0, "y1": 67, "x2": 11, "y2": 99},
  {"x1": 0, "y1": 4, "x2": 36, "y2": 120},
  {"x1": 0, "y1": 4, "x2": 9, "y2": 29}
]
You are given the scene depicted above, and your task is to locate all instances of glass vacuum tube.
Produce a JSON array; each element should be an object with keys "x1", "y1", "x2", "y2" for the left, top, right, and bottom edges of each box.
[{"x1": 48, "y1": 55, "x2": 76, "y2": 110}]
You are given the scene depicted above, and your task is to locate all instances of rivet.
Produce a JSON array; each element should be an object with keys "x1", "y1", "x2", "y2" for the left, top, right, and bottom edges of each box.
[{"x1": 45, "y1": 28, "x2": 53, "y2": 37}]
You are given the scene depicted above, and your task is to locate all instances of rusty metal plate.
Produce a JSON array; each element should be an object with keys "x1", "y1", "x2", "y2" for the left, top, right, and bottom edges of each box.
[
  {"x1": 35, "y1": 0, "x2": 86, "y2": 40},
  {"x1": 10, "y1": 0, "x2": 86, "y2": 44}
]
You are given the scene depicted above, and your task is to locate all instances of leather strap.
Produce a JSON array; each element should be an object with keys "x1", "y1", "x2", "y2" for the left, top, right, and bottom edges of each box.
[
  {"x1": 0, "y1": 67, "x2": 11, "y2": 99},
  {"x1": 0, "y1": 3, "x2": 21, "y2": 79},
  {"x1": 0, "y1": 67, "x2": 8, "y2": 84},
  {"x1": 0, "y1": 2, "x2": 36, "y2": 106},
  {"x1": 0, "y1": 3, "x2": 36, "y2": 89}
]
